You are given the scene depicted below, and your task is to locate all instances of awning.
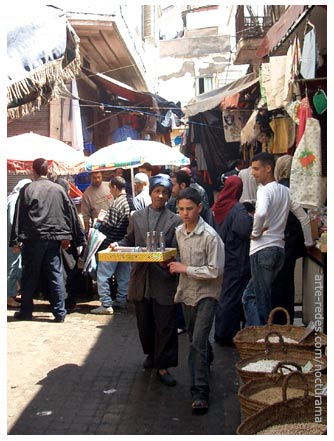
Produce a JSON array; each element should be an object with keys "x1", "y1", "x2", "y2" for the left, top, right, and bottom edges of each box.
[
  {"x1": 255, "y1": 6, "x2": 313, "y2": 58},
  {"x1": 7, "y1": 4, "x2": 80, "y2": 119},
  {"x1": 183, "y1": 72, "x2": 259, "y2": 118},
  {"x1": 82, "y1": 67, "x2": 153, "y2": 107}
]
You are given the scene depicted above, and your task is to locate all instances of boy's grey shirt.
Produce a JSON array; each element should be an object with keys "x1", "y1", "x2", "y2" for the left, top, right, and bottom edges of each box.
[{"x1": 174, "y1": 216, "x2": 225, "y2": 307}]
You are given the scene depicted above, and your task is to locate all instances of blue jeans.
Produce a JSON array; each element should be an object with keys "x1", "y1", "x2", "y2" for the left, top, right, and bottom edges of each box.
[
  {"x1": 242, "y1": 246, "x2": 285, "y2": 326},
  {"x1": 20, "y1": 240, "x2": 66, "y2": 318},
  {"x1": 97, "y1": 261, "x2": 131, "y2": 307},
  {"x1": 7, "y1": 249, "x2": 22, "y2": 297},
  {"x1": 183, "y1": 297, "x2": 216, "y2": 401}
]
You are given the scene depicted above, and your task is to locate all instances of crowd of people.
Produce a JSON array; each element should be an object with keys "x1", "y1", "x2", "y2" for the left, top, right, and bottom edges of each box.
[{"x1": 7, "y1": 152, "x2": 314, "y2": 414}]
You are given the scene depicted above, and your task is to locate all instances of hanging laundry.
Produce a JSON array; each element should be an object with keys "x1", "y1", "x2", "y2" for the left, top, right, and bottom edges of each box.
[
  {"x1": 313, "y1": 89, "x2": 327, "y2": 114},
  {"x1": 290, "y1": 117, "x2": 326, "y2": 209},
  {"x1": 261, "y1": 56, "x2": 288, "y2": 110},
  {"x1": 300, "y1": 28, "x2": 317, "y2": 79},
  {"x1": 269, "y1": 117, "x2": 295, "y2": 154},
  {"x1": 222, "y1": 110, "x2": 251, "y2": 143},
  {"x1": 296, "y1": 96, "x2": 312, "y2": 146},
  {"x1": 283, "y1": 36, "x2": 302, "y2": 104}
]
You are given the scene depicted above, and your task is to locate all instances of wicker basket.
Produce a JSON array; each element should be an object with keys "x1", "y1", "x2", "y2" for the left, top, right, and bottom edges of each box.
[
  {"x1": 235, "y1": 332, "x2": 327, "y2": 384},
  {"x1": 233, "y1": 307, "x2": 327, "y2": 359},
  {"x1": 237, "y1": 373, "x2": 327, "y2": 435},
  {"x1": 238, "y1": 370, "x2": 314, "y2": 418}
]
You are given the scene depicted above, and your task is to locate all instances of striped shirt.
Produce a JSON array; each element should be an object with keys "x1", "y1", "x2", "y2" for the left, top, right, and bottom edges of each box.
[{"x1": 98, "y1": 193, "x2": 135, "y2": 250}]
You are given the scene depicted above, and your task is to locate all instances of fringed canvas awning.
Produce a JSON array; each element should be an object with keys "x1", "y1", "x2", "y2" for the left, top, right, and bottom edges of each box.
[{"x1": 7, "y1": 4, "x2": 80, "y2": 119}]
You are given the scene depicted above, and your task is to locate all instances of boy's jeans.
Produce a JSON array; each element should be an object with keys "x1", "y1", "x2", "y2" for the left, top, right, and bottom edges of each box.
[
  {"x1": 183, "y1": 297, "x2": 217, "y2": 401},
  {"x1": 242, "y1": 246, "x2": 285, "y2": 326}
]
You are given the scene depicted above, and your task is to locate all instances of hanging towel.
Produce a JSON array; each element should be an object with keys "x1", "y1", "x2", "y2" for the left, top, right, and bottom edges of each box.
[{"x1": 300, "y1": 29, "x2": 317, "y2": 79}]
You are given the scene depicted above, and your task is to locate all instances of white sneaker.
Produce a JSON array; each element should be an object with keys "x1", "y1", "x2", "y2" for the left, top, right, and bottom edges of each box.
[{"x1": 90, "y1": 305, "x2": 114, "y2": 315}]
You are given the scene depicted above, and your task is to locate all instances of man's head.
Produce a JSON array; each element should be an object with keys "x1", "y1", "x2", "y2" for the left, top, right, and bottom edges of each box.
[
  {"x1": 177, "y1": 187, "x2": 202, "y2": 227},
  {"x1": 32, "y1": 158, "x2": 48, "y2": 178},
  {"x1": 134, "y1": 172, "x2": 149, "y2": 195},
  {"x1": 235, "y1": 158, "x2": 246, "y2": 171},
  {"x1": 90, "y1": 171, "x2": 103, "y2": 187},
  {"x1": 149, "y1": 173, "x2": 172, "y2": 210},
  {"x1": 115, "y1": 168, "x2": 124, "y2": 177},
  {"x1": 171, "y1": 170, "x2": 191, "y2": 197},
  {"x1": 251, "y1": 152, "x2": 275, "y2": 185},
  {"x1": 138, "y1": 162, "x2": 153, "y2": 177},
  {"x1": 109, "y1": 176, "x2": 126, "y2": 197}
]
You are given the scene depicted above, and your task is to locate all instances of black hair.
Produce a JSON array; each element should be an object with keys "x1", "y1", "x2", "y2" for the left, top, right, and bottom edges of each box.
[
  {"x1": 252, "y1": 152, "x2": 275, "y2": 171},
  {"x1": 32, "y1": 158, "x2": 48, "y2": 176},
  {"x1": 242, "y1": 201, "x2": 255, "y2": 213},
  {"x1": 139, "y1": 162, "x2": 153, "y2": 172},
  {"x1": 110, "y1": 176, "x2": 126, "y2": 190},
  {"x1": 177, "y1": 187, "x2": 202, "y2": 205},
  {"x1": 174, "y1": 170, "x2": 191, "y2": 187}
]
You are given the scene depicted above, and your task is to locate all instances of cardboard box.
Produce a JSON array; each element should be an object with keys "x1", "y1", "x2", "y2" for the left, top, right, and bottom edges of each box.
[{"x1": 98, "y1": 247, "x2": 177, "y2": 262}]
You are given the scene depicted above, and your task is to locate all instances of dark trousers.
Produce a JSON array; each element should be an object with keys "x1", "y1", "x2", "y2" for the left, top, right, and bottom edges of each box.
[
  {"x1": 134, "y1": 298, "x2": 178, "y2": 369},
  {"x1": 21, "y1": 240, "x2": 66, "y2": 319}
]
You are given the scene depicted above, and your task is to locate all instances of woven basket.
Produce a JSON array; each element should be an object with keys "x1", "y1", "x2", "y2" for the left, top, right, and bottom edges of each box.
[
  {"x1": 233, "y1": 307, "x2": 327, "y2": 359},
  {"x1": 235, "y1": 331, "x2": 327, "y2": 384},
  {"x1": 237, "y1": 373, "x2": 327, "y2": 435},
  {"x1": 238, "y1": 370, "x2": 314, "y2": 418}
]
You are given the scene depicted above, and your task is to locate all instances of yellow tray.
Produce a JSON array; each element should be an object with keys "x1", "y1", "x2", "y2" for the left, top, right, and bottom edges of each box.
[{"x1": 98, "y1": 247, "x2": 177, "y2": 262}]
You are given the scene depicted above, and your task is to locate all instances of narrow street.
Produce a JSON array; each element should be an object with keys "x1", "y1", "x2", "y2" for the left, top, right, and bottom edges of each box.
[{"x1": 7, "y1": 299, "x2": 242, "y2": 435}]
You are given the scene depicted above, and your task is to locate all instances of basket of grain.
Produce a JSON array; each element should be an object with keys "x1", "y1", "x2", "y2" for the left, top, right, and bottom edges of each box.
[
  {"x1": 235, "y1": 331, "x2": 327, "y2": 384},
  {"x1": 233, "y1": 307, "x2": 327, "y2": 359},
  {"x1": 237, "y1": 373, "x2": 327, "y2": 435},
  {"x1": 238, "y1": 370, "x2": 314, "y2": 418}
]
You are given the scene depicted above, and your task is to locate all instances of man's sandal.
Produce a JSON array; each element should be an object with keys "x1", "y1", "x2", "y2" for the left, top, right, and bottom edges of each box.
[{"x1": 192, "y1": 399, "x2": 209, "y2": 414}]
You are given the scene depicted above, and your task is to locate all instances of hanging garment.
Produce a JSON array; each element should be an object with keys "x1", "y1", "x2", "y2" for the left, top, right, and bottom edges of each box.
[
  {"x1": 300, "y1": 28, "x2": 317, "y2": 79},
  {"x1": 290, "y1": 117, "x2": 326, "y2": 209},
  {"x1": 313, "y1": 89, "x2": 327, "y2": 115},
  {"x1": 261, "y1": 56, "x2": 287, "y2": 110},
  {"x1": 222, "y1": 110, "x2": 250, "y2": 143},
  {"x1": 283, "y1": 36, "x2": 302, "y2": 104},
  {"x1": 240, "y1": 108, "x2": 260, "y2": 145},
  {"x1": 296, "y1": 97, "x2": 312, "y2": 146},
  {"x1": 285, "y1": 100, "x2": 301, "y2": 125},
  {"x1": 269, "y1": 117, "x2": 296, "y2": 154},
  {"x1": 195, "y1": 143, "x2": 208, "y2": 171}
]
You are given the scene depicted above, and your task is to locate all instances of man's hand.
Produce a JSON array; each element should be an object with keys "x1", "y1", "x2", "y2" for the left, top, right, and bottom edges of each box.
[
  {"x1": 61, "y1": 239, "x2": 71, "y2": 250},
  {"x1": 109, "y1": 242, "x2": 119, "y2": 250},
  {"x1": 12, "y1": 245, "x2": 21, "y2": 254},
  {"x1": 168, "y1": 261, "x2": 187, "y2": 274}
]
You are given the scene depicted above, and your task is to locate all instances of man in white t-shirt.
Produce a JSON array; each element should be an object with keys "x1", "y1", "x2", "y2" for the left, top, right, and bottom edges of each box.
[{"x1": 242, "y1": 152, "x2": 313, "y2": 326}]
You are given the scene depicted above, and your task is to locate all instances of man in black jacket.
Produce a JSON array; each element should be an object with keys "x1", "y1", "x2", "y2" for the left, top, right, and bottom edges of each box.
[{"x1": 10, "y1": 158, "x2": 80, "y2": 322}]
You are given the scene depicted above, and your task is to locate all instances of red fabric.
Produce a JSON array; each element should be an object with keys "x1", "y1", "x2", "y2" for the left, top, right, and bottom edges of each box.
[
  {"x1": 69, "y1": 181, "x2": 83, "y2": 198},
  {"x1": 296, "y1": 97, "x2": 312, "y2": 146},
  {"x1": 212, "y1": 175, "x2": 243, "y2": 224}
]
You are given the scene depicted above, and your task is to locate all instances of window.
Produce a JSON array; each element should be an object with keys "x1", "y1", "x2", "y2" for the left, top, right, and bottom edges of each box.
[{"x1": 196, "y1": 77, "x2": 213, "y2": 95}]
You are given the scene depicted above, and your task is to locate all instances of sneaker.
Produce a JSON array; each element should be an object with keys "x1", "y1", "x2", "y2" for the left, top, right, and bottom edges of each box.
[{"x1": 90, "y1": 305, "x2": 114, "y2": 315}]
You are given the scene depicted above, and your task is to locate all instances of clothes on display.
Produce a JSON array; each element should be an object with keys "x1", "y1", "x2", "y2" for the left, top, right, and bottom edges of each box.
[{"x1": 290, "y1": 117, "x2": 326, "y2": 209}]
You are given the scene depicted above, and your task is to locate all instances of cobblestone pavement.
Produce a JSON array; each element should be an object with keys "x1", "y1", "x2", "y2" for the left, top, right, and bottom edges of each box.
[{"x1": 7, "y1": 299, "x2": 242, "y2": 435}]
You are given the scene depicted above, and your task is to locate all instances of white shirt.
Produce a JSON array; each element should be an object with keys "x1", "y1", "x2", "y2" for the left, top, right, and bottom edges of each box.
[{"x1": 250, "y1": 181, "x2": 313, "y2": 255}]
